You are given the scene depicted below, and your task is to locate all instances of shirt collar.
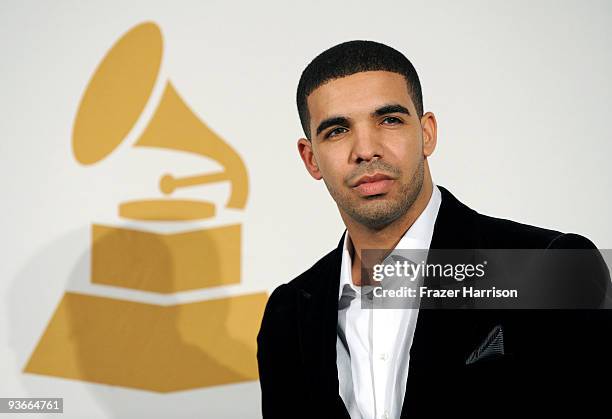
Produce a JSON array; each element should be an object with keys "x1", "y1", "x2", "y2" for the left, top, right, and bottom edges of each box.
[{"x1": 338, "y1": 184, "x2": 443, "y2": 301}]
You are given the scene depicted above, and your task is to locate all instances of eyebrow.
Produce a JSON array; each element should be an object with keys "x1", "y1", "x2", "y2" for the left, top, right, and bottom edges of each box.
[
  {"x1": 373, "y1": 103, "x2": 411, "y2": 117},
  {"x1": 315, "y1": 116, "x2": 350, "y2": 137},
  {"x1": 314, "y1": 103, "x2": 411, "y2": 138}
]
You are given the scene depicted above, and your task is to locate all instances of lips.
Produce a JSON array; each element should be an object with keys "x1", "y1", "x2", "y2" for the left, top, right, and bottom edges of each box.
[{"x1": 352, "y1": 173, "x2": 394, "y2": 196}]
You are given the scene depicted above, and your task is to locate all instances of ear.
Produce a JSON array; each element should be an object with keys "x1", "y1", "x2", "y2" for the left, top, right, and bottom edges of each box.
[
  {"x1": 420, "y1": 111, "x2": 438, "y2": 158},
  {"x1": 297, "y1": 138, "x2": 323, "y2": 180}
]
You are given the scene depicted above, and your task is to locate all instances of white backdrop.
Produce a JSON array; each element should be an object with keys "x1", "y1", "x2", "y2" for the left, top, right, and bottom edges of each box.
[{"x1": 1, "y1": 0, "x2": 611, "y2": 417}]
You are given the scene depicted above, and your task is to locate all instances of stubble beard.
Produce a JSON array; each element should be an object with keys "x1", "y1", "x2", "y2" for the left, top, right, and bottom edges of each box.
[{"x1": 323, "y1": 158, "x2": 425, "y2": 230}]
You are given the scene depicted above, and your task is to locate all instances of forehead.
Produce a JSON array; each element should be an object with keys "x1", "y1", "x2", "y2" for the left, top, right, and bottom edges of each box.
[{"x1": 306, "y1": 70, "x2": 414, "y2": 124}]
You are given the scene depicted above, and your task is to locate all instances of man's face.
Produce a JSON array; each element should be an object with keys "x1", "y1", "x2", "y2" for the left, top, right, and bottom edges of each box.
[{"x1": 298, "y1": 70, "x2": 436, "y2": 229}]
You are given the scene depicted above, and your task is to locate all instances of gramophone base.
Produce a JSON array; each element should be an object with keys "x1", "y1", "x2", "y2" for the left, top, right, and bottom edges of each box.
[
  {"x1": 92, "y1": 223, "x2": 242, "y2": 293},
  {"x1": 24, "y1": 291, "x2": 267, "y2": 392}
]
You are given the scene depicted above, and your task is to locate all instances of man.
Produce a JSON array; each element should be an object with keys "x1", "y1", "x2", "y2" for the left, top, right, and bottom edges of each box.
[{"x1": 257, "y1": 40, "x2": 611, "y2": 418}]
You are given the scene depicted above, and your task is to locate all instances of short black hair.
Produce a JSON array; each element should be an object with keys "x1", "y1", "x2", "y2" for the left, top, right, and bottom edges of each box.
[{"x1": 296, "y1": 40, "x2": 423, "y2": 140}]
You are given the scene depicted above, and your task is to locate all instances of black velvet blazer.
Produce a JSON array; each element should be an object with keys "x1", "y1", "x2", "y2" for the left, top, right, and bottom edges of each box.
[{"x1": 257, "y1": 186, "x2": 611, "y2": 418}]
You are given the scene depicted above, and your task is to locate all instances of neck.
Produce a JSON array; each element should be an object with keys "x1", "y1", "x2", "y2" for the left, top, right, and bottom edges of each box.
[{"x1": 343, "y1": 169, "x2": 434, "y2": 283}]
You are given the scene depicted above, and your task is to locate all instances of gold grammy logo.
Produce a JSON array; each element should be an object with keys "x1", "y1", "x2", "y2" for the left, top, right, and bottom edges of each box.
[{"x1": 24, "y1": 22, "x2": 267, "y2": 392}]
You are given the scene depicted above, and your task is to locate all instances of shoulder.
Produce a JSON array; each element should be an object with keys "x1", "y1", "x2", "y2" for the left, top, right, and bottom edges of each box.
[
  {"x1": 475, "y1": 212, "x2": 559, "y2": 248},
  {"x1": 435, "y1": 186, "x2": 599, "y2": 250},
  {"x1": 473, "y1": 212, "x2": 597, "y2": 249},
  {"x1": 437, "y1": 185, "x2": 599, "y2": 249},
  {"x1": 257, "y1": 245, "x2": 340, "y2": 346},
  {"x1": 262, "y1": 245, "x2": 340, "y2": 312}
]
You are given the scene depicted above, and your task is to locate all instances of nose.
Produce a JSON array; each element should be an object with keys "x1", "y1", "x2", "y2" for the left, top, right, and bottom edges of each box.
[{"x1": 350, "y1": 124, "x2": 382, "y2": 164}]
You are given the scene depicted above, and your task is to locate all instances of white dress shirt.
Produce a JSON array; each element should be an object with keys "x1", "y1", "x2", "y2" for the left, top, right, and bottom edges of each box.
[{"x1": 337, "y1": 184, "x2": 442, "y2": 419}]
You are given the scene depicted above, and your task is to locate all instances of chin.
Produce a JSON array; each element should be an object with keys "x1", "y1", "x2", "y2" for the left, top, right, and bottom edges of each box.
[{"x1": 351, "y1": 203, "x2": 405, "y2": 228}]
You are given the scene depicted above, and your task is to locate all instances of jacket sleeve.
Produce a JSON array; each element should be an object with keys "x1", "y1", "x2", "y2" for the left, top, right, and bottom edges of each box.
[
  {"x1": 257, "y1": 283, "x2": 306, "y2": 419},
  {"x1": 545, "y1": 232, "x2": 612, "y2": 308},
  {"x1": 541, "y1": 232, "x2": 612, "y2": 401}
]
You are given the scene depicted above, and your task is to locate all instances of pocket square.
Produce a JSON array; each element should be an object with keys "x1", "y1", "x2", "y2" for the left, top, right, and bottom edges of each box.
[{"x1": 465, "y1": 324, "x2": 505, "y2": 365}]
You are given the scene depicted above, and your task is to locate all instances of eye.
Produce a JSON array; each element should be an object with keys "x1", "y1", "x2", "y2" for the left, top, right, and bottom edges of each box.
[
  {"x1": 382, "y1": 116, "x2": 403, "y2": 125},
  {"x1": 326, "y1": 127, "x2": 348, "y2": 139}
]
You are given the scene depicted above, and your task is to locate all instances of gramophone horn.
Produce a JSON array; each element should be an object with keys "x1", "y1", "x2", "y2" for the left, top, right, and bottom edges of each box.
[{"x1": 71, "y1": 22, "x2": 248, "y2": 214}]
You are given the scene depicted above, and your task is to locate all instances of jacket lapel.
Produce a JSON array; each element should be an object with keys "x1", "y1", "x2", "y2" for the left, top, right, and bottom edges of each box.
[
  {"x1": 400, "y1": 185, "x2": 481, "y2": 416},
  {"x1": 296, "y1": 233, "x2": 348, "y2": 414}
]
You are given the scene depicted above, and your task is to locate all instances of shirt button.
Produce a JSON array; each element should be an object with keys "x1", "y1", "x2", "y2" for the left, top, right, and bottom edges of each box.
[
  {"x1": 381, "y1": 412, "x2": 389, "y2": 419},
  {"x1": 379, "y1": 352, "x2": 388, "y2": 361}
]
